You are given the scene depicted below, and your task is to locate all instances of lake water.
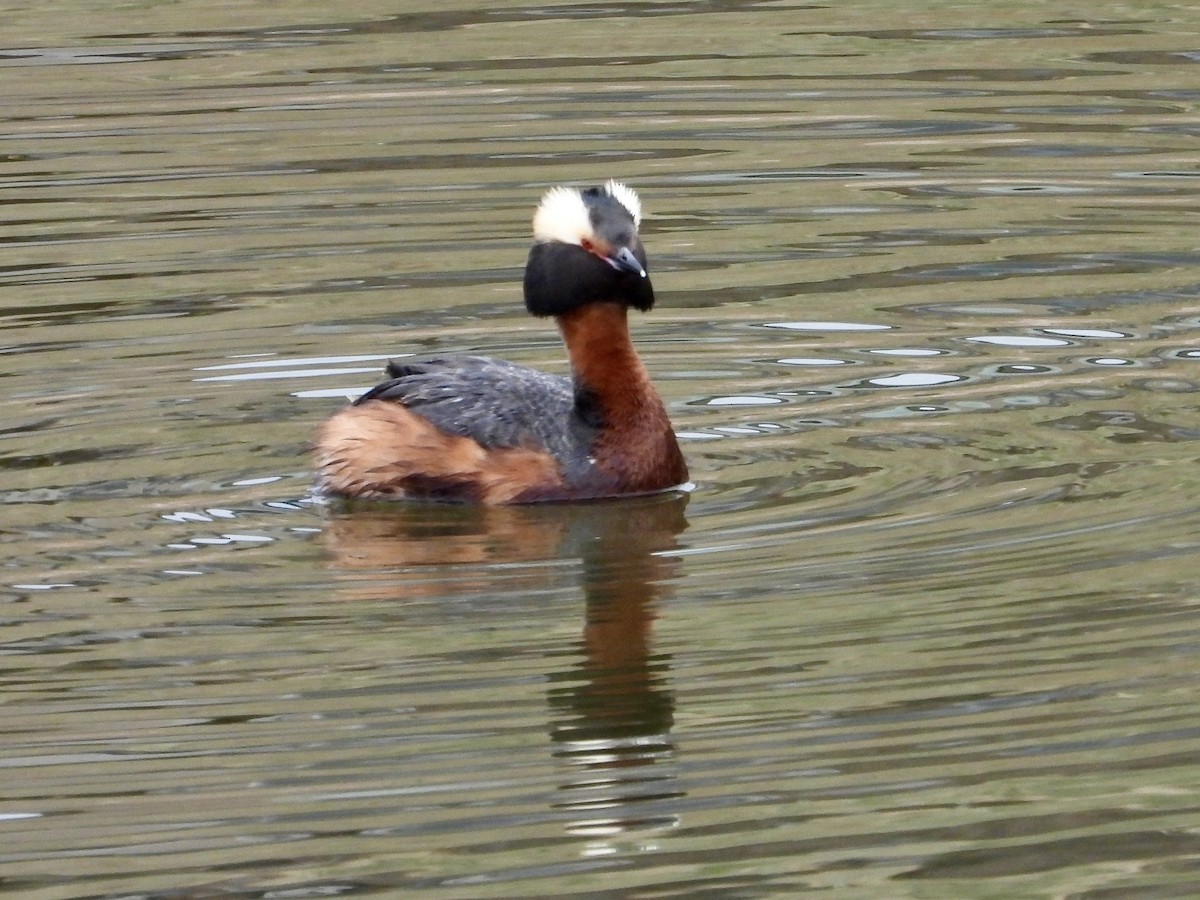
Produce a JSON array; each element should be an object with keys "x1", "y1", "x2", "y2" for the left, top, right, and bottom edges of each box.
[{"x1": 5, "y1": 1, "x2": 1200, "y2": 897}]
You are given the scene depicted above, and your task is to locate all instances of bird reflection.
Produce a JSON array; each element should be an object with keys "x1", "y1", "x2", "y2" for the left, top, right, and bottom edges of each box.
[
  {"x1": 545, "y1": 494, "x2": 686, "y2": 850},
  {"x1": 322, "y1": 492, "x2": 689, "y2": 850}
]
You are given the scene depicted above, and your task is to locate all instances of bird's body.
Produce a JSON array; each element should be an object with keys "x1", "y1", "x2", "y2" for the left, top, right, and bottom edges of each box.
[{"x1": 315, "y1": 182, "x2": 688, "y2": 504}]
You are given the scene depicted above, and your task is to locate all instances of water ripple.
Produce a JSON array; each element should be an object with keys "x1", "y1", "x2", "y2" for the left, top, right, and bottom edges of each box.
[{"x1": 4, "y1": 3, "x2": 1200, "y2": 897}]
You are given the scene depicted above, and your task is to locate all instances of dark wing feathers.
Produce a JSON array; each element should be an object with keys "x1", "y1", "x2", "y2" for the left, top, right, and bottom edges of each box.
[{"x1": 353, "y1": 355, "x2": 585, "y2": 460}]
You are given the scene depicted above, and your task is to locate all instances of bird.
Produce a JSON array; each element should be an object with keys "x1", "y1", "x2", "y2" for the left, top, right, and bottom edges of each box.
[{"x1": 315, "y1": 180, "x2": 688, "y2": 504}]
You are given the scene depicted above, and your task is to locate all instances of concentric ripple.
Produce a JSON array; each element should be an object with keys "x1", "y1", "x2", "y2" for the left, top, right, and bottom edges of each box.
[{"x1": 4, "y1": 2, "x2": 1200, "y2": 898}]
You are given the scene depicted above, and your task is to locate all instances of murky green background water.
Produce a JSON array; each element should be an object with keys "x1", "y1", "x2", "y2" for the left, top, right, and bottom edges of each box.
[{"x1": 4, "y1": 1, "x2": 1200, "y2": 897}]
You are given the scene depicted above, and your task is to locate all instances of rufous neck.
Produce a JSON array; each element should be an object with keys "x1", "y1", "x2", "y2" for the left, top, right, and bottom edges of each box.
[{"x1": 555, "y1": 303, "x2": 652, "y2": 405}]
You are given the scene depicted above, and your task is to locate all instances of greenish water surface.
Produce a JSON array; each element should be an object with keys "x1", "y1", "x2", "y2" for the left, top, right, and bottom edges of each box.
[{"x1": 3, "y1": 2, "x2": 1200, "y2": 897}]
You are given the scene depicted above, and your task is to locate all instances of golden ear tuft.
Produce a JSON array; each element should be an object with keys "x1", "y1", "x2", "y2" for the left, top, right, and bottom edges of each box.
[
  {"x1": 532, "y1": 186, "x2": 591, "y2": 245},
  {"x1": 604, "y1": 180, "x2": 642, "y2": 226}
]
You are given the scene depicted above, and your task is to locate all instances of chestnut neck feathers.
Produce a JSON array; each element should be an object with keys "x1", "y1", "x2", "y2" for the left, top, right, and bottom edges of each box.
[
  {"x1": 313, "y1": 182, "x2": 686, "y2": 503},
  {"x1": 522, "y1": 182, "x2": 676, "y2": 485},
  {"x1": 556, "y1": 302, "x2": 653, "y2": 418}
]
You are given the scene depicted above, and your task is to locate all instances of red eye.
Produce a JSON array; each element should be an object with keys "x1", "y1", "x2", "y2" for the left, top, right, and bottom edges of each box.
[{"x1": 580, "y1": 237, "x2": 595, "y2": 252}]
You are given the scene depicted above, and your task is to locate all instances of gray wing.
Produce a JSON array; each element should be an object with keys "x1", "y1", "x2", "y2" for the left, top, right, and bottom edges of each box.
[{"x1": 353, "y1": 355, "x2": 589, "y2": 460}]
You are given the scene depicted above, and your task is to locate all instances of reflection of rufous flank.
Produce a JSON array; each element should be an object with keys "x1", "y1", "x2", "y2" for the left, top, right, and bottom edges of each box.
[
  {"x1": 321, "y1": 492, "x2": 689, "y2": 604},
  {"x1": 321, "y1": 503, "x2": 563, "y2": 602},
  {"x1": 324, "y1": 504, "x2": 561, "y2": 567}
]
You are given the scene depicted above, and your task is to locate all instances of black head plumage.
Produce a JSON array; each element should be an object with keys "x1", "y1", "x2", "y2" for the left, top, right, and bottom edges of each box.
[{"x1": 523, "y1": 182, "x2": 655, "y2": 317}]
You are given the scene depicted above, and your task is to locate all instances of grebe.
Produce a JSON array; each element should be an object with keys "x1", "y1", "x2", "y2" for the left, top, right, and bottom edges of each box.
[{"x1": 315, "y1": 181, "x2": 688, "y2": 504}]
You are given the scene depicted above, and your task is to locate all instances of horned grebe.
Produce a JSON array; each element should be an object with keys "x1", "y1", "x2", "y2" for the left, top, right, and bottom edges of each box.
[{"x1": 315, "y1": 181, "x2": 687, "y2": 504}]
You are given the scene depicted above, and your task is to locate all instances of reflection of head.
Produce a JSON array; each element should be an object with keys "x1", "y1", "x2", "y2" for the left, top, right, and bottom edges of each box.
[
  {"x1": 544, "y1": 495, "x2": 688, "y2": 842},
  {"x1": 554, "y1": 494, "x2": 688, "y2": 740},
  {"x1": 320, "y1": 493, "x2": 690, "y2": 843},
  {"x1": 324, "y1": 494, "x2": 687, "y2": 736}
]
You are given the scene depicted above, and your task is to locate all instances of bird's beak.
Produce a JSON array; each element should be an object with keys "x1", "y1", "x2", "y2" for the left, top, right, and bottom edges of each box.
[{"x1": 607, "y1": 246, "x2": 647, "y2": 278}]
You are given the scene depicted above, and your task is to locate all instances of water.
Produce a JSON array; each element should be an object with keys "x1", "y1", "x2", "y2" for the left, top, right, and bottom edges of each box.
[{"x1": 5, "y1": 2, "x2": 1200, "y2": 897}]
